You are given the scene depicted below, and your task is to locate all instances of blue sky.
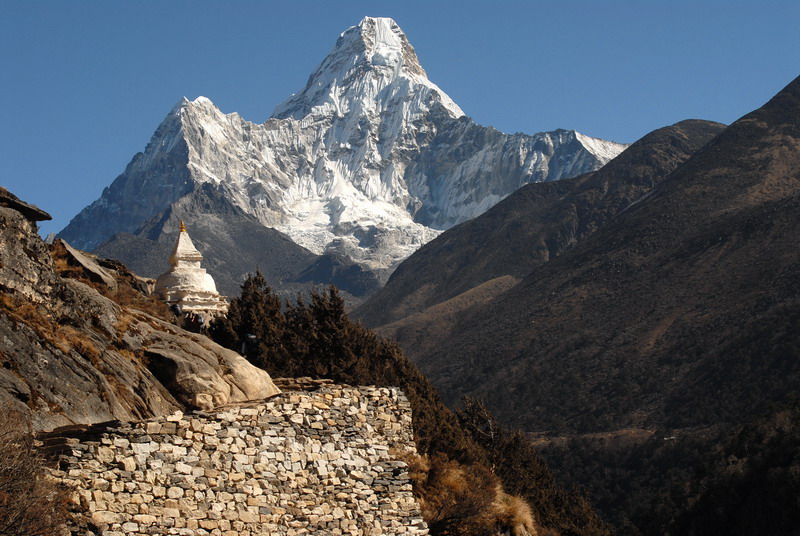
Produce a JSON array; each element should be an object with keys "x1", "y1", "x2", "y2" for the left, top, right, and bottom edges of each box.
[{"x1": 3, "y1": 1, "x2": 799, "y2": 236}]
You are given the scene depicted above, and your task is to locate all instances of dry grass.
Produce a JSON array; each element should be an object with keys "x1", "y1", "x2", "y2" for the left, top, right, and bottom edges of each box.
[
  {"x1": 50, "y1": 241, "x2": 172, "y2": 323},
  {"x1": 106, "y1": 285, "x2": 172, "y2": 322},
  {"x1": 56, "y1": 325, "x2": 101, "y2": 363},
  {"x1": 51, "y1": 255, "x2": 84, "y2": 281},
  {"x1": 0, "y1": 405, "x2": 70, "y2": 536},
  {"x1": 0, "y1": 292, "x2": 50, "y2": 331},
  {"x1": 0, "y1": 292, "x2": 101, "y2": 363},
  {"x1": 113, "y1": 313, "x2": 135, "y2": 340},
  {"x1": 493, "y1": 492, "x2": 537, "y2": 536}
]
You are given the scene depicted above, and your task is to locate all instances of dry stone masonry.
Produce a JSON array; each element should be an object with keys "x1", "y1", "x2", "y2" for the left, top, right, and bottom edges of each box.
[{"x1": 54, "y1": 384, "x2": 428, "y2": 536}]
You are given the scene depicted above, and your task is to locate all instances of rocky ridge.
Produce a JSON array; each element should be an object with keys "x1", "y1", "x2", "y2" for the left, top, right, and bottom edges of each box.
[{"x1": 355, "y1": 119, "x2": 726, "y2": 328}]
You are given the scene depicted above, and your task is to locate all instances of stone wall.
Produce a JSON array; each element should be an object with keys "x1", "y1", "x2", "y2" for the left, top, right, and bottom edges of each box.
[{"x1": 53, "y1": 384, "x2": 428, "y2": 536}]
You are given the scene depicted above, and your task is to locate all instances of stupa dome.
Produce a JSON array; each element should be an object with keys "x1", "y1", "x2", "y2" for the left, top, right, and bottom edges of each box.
[{"x1": 154, "y1": 222, "x2": 228, "y2": 317}]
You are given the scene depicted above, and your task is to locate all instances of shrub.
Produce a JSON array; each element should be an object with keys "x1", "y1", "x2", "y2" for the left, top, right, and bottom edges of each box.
[
  {"x1": 0, "y1": 405, "x2": 70, "y2": 536},
  {"x1": 400, "y1": 451, "x2": 537, "y2": 536},
  {"x1": 401, "y1": 452, "x2": 499, "y2": 535}
]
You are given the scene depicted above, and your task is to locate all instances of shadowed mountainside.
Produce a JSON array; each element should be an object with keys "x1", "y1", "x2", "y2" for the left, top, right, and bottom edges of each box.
[
  {"x1": 351, "y1": 76, "x2": 800, "y2": 534},
  {"x1": 407, "y1": 76, "x2": 800, "y2": 433},
  {"x1": 355, "y1": 120, "x2": 726, "y2": 351}
]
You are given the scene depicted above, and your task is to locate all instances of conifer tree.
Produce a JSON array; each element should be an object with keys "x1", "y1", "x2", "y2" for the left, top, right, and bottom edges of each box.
[
  {"x1": 278, "y1": 295, "x2": 312, "y2": 376},
  {"x1": 209, "y1": 270, "x2": 285, "y2": 368},
  {"x1": 305, "y1": 286, "x2": 356, "y2": 377}
]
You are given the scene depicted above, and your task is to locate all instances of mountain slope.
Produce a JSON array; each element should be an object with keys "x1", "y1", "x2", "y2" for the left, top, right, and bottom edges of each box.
[
  {"x1": 371, "y1": 76, "x2": 800, "y2": 534},
  {"x1": 92, "y1": 183, "x2": 381, "y2": 300},
  {"x1": 355, "y1": 119, "x2": 725, "y2": 327},
  {"x1": 409, "y1": 75, "x2": 800, "y2": 433},
  {"x1": 58, "y1": 17, "x2": 625, "y2": 292}
]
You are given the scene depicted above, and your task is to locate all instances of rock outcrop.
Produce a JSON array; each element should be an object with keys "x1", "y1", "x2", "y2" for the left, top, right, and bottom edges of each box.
[
  {"x1": 0, "y1": 189, "x2": 279, "y2": 432},
  {"x1": 0, "y1": 185, "x2": 52, "y2": 222},
  {"x1": 0, "y1": 188, "x2": 58, "y2": 303}
]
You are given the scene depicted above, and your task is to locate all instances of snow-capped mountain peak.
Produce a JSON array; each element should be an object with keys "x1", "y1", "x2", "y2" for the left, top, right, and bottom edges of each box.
[
  {"x1": 349, "y1": 16, "x2": 426, "y2": 77},
  {"x1": 59, "y1": 17, "x2": 626, "y2": 285},
  {"x1": 272, "y1": 16, "x2": 463, "y2": 121}
]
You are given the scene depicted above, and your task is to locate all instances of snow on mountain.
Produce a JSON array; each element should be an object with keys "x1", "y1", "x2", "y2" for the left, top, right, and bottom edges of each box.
[
  {"x1": 273, "y1": 17, "x2": 463, "y2": 120},
  {"x1": 59, "y1": 16, "x2": 626, "y2": 275}
]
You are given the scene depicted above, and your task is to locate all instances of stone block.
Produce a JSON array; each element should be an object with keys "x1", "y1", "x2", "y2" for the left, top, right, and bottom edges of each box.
[
  {"x1": 132, "y1": 513, "x2": 157, "y2": 524},
  {"x1": 145, "y1": 422, "x2": 162, "y2": 434},
  {"x1": 95, "y1": 446, "x2": 115, "y2": 463},
  {"x1": 199, "y1": 519, "x2": 219, "y2": 530},
  {"x1": 167, "y1": 486, "x2": 184, "y2": 499},
  {"x1": 117, "y1": 456, "x2": 137, "y2": 472},
  {"x1": 175, "y1": 461, "x2": 192, "y2": 474},
  {"x1": 91, "y1": 510, "x2": 123, "y2": 524},
  {"x1": 161, "y1": 422, "x2": 178, "y2": 435},
  {"x1": 165, "y1": 411, "x2": 183, "y2": 422}
]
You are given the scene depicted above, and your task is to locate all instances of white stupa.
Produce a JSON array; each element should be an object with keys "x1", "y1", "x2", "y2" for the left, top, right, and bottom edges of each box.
[{"x1": 155, "y1": 222, "x2": 228, "y2": 316}]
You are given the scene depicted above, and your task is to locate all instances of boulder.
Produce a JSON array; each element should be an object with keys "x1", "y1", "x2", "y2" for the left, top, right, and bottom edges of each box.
[
  {"x1": 56, "y1": 239, "x2": 119, "y2": 291},
  {"x1": 0, "y1": 186, "x2": 51, "y2": 222}
]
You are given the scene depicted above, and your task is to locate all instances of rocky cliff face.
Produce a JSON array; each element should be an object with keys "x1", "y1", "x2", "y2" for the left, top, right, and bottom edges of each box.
[
  {"x1": 0, "y1": 187, "x2": 58, "y2": 303},
  {"x1": 0, "y1": 189, "x2": 279, "y2": 432},
  {"x1": 58, "y1": 17, "x2": 625, "y2": 287}
]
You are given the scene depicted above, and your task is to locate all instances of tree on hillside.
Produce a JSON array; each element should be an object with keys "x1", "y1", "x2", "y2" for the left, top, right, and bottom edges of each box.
[
  {"x1": 209, "y1": 270, "x2": 285, "y2": 368},
  {"x1": 295, "y1": 286, "x2": 357, "y2": 378},
  {"x1": 209, "y1": 274, "x2": 611, "y2": 536}
]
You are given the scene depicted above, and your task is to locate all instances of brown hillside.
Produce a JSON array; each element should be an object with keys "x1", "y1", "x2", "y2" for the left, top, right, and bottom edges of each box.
[{"x1": 411, "y1": 75, "x2": 800, "y2": 434}]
